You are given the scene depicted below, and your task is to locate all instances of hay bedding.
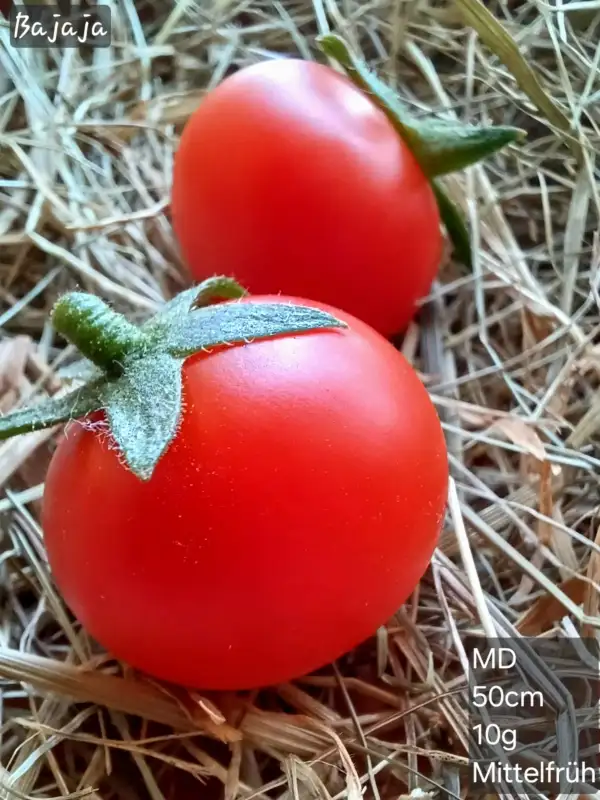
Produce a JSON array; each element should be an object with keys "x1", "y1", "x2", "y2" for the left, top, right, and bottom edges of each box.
[{"x1": 0, "y1": 0, "x2": 599, "y2": 798}]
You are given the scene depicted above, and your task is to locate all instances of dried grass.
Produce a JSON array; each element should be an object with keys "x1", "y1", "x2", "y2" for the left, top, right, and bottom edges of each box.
[{"x1": 0, "y1": 1, "x2": 599, "y2": 798}]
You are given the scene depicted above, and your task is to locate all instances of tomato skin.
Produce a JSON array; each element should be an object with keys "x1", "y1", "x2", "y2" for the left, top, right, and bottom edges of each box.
[
  {"x1": 42, "y1": 297, "x2": 448, "y2": 690},
  {"x1": 171, "y1": 60, "x2": 442, "y2": 338}
]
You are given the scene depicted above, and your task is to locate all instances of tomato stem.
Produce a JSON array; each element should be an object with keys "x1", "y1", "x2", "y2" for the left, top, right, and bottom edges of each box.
[{"x1": 51, "y1": 293, "x2": 147, "y2": 375}]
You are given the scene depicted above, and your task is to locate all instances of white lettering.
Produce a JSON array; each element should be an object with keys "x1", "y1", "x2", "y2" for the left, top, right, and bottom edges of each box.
[
  {"x1": 472, "y1": 647, "x2": 516, "y2": 669},
  {"x1": 31, "y1": 21, "x2": 47, "y2": 37},
  {"x1": 13, "y1": 11, "x2": 30, "y2": 38},
  {"x1": 472, "y1": 762, "x2": 495, "y2": 782},
  {"x1": 91, "y1": 20, "x2": 108, "y2": 37},
  {"x1": 48, "y1": 15, "x2": 61, "y2": 44},
  {"x1": 77, "y1": 16, "x2": 90, "y2": 43},
  {"x1": 498, "y1": 647, "x2": 516, "y2": 668},
  {"x1": 61, "y1": 20, "x2": 77, "y2": 38}
]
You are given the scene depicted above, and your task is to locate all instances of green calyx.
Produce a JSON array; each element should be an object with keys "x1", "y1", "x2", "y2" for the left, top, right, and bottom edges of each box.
[
  {"x1": 0, "y1": 279, "x2": 347, "y2": 481},
  {"x1": 318, "y1": 34, "x2": 526, "y2": 268}
]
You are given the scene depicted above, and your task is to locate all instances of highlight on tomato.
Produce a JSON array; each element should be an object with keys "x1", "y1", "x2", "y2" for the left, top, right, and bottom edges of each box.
[{"x1": 0, "y1": 279, "x2": 449, "y2": 690}]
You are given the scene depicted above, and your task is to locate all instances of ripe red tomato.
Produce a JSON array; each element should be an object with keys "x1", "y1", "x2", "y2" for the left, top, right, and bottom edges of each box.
[
  {"x1": 171, "y1": 59, "x2": 442, "y2": 338},
  {"x1": 42, "y1": 297, "x2": 448, "y2": 690}
]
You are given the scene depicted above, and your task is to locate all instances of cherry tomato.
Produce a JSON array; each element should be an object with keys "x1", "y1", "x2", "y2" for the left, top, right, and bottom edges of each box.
[
  {"x1": 171, "y1": 60, "x2": 442, "y2": 338},
  {"x1": 42, "y1": 297, "x2": 448, "y2": 690}
]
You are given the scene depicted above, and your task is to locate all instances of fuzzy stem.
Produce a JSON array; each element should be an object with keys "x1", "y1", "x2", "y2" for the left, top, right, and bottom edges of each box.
[{"x1": 52, "y1": 293, "x2": 147, "y2": 374}]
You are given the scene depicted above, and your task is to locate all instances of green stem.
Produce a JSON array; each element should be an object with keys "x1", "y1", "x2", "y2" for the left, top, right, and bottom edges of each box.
[{"x1": 51, "y1": 292, "x2": 147, "y2": 375}]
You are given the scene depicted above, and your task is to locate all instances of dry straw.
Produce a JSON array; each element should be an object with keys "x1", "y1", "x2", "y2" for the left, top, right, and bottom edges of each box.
[{"x1": 0, "y1": 0, "x2": 599, "y2": 798}]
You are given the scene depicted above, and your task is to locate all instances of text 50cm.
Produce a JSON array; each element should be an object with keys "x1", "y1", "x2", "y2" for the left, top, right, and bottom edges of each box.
[{"x1": 472, "y1": 685, "x2": 544, "y2": 708}]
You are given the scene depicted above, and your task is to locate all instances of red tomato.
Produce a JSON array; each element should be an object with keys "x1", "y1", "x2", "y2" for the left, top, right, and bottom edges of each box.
[
  {"x1": 42, "y1": 297, "x2": 448, "y2": 690},
  {"x1": 171, "y1": 60, "x2": 442, "y2": 338}
]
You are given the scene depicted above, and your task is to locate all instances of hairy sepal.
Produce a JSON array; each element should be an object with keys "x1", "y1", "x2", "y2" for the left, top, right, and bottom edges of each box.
[
  {"x1": 57, "y1": 359, "x2": 102, "y2": 383},
  {"x1": 432, "y1": 181, "x2": 472, "y2": 269},
  {"x1": 103, "y1": 352, "x2": 183, "y2": 481},
  {"x1": 319, "y1": 34, "x2": 523, "y2": 177},
  {"x1": 163, "y1": 301, "x2": 347, "y2": 357},
  {"x1": 318, "y1": 34, "x2": 524, "y2": 265},
  {"x1": 0, "y1": 285, "x2": 346, "y2": 482},
  {"x1": 0, "y1": 380, "x2": 105, "y2": 441},
  {"x1": 145, "y1": 275, "x2": 247, "y2": 333}
]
